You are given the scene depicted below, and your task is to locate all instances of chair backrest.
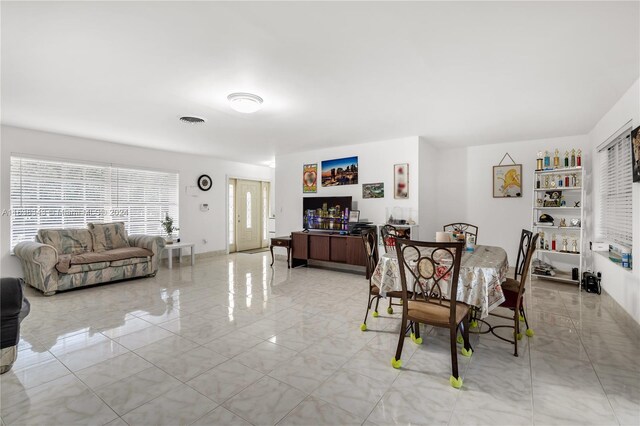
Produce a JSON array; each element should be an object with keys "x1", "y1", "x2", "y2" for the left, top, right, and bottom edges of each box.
[
  {"x1": 443, "y1": 223, "x2": 478, "y2": 242},
  {"x1": 361, "y1": 228, "x2": 378, "y2": 282},
  {"x1": 380, "y1": 225, "x2": 399, "y2": 254},
  {"x1": 514, "y1": 229, "x2": 534, "y2": 281},
  {"x1": 395, "y1": 238, "x2": 464, "y2": 326},
  {"x1": 513, "y1": 231, "x2": 539, "y2": 299}
]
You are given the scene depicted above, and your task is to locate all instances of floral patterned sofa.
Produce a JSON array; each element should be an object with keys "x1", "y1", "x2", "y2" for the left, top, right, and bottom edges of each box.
[{"x1": 14, "y1": 223, "x2": 165, "y2": 295}]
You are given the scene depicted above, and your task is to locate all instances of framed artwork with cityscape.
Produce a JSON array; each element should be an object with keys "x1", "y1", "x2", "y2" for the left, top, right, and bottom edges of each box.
[{"x1": 321, "y1": 156, "x2": 358, "y2": 186}]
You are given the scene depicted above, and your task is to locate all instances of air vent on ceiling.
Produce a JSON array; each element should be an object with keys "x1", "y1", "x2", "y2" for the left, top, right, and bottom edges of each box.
[{"x1": 179, "y1": 116, "x2": 206, "y2": 124}]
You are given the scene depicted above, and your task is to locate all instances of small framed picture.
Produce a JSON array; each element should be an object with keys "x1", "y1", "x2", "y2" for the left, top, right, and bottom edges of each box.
[
  {"x1": 349, "y1": 210, "x2": 360, "y2": 223},
  {"x1": 394, "y1": 164, "x2": 409, "y2": 199},
  {"x1": 543, "y1": 190, "x2": 562, "y2": 207}
]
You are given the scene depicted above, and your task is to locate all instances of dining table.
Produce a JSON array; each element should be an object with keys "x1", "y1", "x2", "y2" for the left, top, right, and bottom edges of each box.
[{"x1": 371, "y1": 245, "x2": 509, "y2": 319}]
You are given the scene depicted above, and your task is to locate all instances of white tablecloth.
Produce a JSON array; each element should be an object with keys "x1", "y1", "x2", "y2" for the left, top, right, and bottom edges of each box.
[{"x1": 371, "y1": 245, "x2": 509, "y2": 318}]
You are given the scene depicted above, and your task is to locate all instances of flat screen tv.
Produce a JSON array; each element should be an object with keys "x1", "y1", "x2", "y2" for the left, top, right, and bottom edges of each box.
[{"x1": 303, "y1": 196, "x2": 352, "y2": 231}]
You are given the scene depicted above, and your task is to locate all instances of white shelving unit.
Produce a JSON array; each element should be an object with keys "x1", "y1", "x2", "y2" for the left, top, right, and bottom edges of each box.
[{"x1": 531, "y1": 165, "x2": 585, "y2": 285}]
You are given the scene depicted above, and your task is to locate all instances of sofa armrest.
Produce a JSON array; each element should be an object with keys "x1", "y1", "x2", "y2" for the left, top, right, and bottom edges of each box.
[
  {"x1": 128, "y1": 235, "x2": 165, "y2": 274},
  {"x1": 14, "y1": 242, "x2": 59, "y2": 293}
]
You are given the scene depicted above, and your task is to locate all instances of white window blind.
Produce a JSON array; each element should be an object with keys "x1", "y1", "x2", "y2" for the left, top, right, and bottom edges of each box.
[
  {"x1": 10, "y1": 156, "x2": 179, "y2": 249},
  {"x1": 598, "y1": 132, "x2": 633, "y2": 248}
]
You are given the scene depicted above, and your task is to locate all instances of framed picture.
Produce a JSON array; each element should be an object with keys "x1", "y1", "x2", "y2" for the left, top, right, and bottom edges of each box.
[
  {"x1": 303, "y1": 164, "x2": 317, "y2": 193},
  {"x1": 394, "y1": 164, "x2": 409, "y2": 199},
  {"x1": 321, "y1": 156, "x2": 358, "y2": 186},
  {"x1": 632, "y1": 125, "x2": 640, "y2": 183},
  {"x1": 543, "y1": 190, "x2": 562, "y2": 207},
  {"x1": 348, "y1": 210, "x2": 360, "y2": 223},
  {"x1": 493, "y1": 164, "x2": 522, "y2": 197},
  {"x1": 362, "y1": 182, "x2": 384, "y2": 199}
]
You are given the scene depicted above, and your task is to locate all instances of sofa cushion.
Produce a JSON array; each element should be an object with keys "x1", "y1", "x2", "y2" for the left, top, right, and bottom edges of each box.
[
  {"x1": 55, "y1": 247, "x2": 153, "y2": 273},
  {"x1": 37, "y1": 229, "x2": 93, "y2": 254},
  {"x1": 88, "y1": 222, "x2": 130, "y2": 252},
  {"x1": 61, "y1": 262, "x2": 111, "y2": 274},
  {"x1": 110, "y1": 257, "x2": 149, "y2": 267}
]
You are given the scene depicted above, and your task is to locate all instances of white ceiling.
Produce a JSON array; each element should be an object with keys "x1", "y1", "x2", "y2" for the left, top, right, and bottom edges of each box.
[{"x1": 2, "y1": 1, "x2": 639, "y2": 165}]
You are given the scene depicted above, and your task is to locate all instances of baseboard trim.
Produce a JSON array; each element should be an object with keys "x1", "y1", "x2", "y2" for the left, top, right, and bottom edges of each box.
[{"x1": 601, "y1": 287, "x2": 640, "y2": 339}]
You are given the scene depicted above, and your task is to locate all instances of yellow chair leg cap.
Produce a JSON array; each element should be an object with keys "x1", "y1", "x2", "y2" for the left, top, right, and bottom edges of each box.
[
  {"x1": 387, "y1": 307, "x2": 394, "y2": 314},
  {"x1": 470, "y1": 320, "x2": 478, "y2": 329},
  {"x1": 410, "y1": 333, "x2": 423, "y2": 345},
  {"x1": 456, "y1": 335, "x2": 464, "y2": 344},
  {"x1": 360, "y1": 323, "x2": 367, "y2": 332},
  {"x1": 519, "y1": 314, "x2": 525, "y2": 322},
  {"x1": 526, "y1": 328, "x2": 534, "y2": 337},
  {"x1": 372, "y1": 311, "x2": 379, "y2": 318},
  {"x1": 517, "y1": 333, "x2": 523, "y2": 340},
  {"x1": 391, "y1": 358, "x2": 402, "y2": 369},
  {"x1": 461, "y1": 347, "x2": 473, "y2": 357},
  {"x1": 450, "y1": 376, "x2": 463, "y2": 389}
]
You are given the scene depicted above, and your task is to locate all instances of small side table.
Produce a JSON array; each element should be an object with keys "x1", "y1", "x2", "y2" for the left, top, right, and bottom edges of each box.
[
  {"x1": 270, "y1": 236, "x2": 292, "y2": 268},
  {"x1": 164, "y1": 242, "x2": 195, "y2": 269}
]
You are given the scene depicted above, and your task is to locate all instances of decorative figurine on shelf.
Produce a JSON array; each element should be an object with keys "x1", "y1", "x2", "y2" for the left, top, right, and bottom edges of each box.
[
  {"x1": 558, "y1": 174, "x2": 563, "y2": 187},
  {"x1": 536, "y1": 198, "x2": 543, "y2": 207},
  {"x1": 571, "y1": 239, "x2": 578, "y2": 253},
  {"x1": 536, "y1": 175, "x2": 541, "y2": 189},
  {"x1": 570, "y1": 173, "x2": 577, "y2": 187},
  {"x1": 550, "y1": 176, "x2": 557, "y2": 188},
  {"x1": 553, "y1": 149, "x2": 560, "y2": 169},
  {"x1": 559, "y1": 218, "x2": 567, "y2": 227},
  {"x1": 539, "y1": 232, "x2": 545, "y2": 249},
  {"x1": 544, "y1": 150, "x2": 551, "y2": 170},
  {"x1": 575, "y1": 174, "x2": 581, "y2": 187},
  {"x1": 545, "y1": 241, "x2": 549, "y2": 251},
  {"x1": 565, "y1": 175, "x2": 570, "y2": 187},
  {"x1": 571, "y1": 149, "x2": 576, "y2": 167},
  {"x1": 536, "y1": 151, "x2": 544, "y2": 171},
  {"x1": 576, "y1": 149, "x2": 582, "y2": 167},
  {"x1": 562, "y1": 236, "x2": 568, "y2": 252},
  {"x1": 544, "y1": 175, "x2": 550, "y2": 188},
  {"x1": 551, "y1": 233, "x2": 557, "y2": 251},
  {"x1": 564, "y1": 151, "x2": 570, "y2": 168},
  {"x1": 560, "y1": 196, "x2": 566, "y2": 207}
]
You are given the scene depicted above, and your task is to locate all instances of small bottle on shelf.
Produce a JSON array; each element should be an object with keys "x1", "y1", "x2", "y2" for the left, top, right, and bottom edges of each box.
[
  {"x1": 536, "y1": 175, "x2": 541, "y2": 189},
  {"x1": 553, "y1": 149, "x2": 560, "y2": 169},
  {"x1": 551, "y1": 233, "x2": 557, "y2": 251},
  {"x1": 565, "y1": 175, "x2": 570, "y2": 187},
  {"x1": 544, "y1": 151, "x2": 551, "y2": 169},
  {"x1": 576, "y1": 149, "x2": 582, "y2": 167},
  {"x1": 571, "y1": 149, "x2": 576, "y2": 167},
  {"x1": 564, "y1": 151, "x2": 569, "y2": 168},
  {"x1": 539, "y1": 232, "x2": 545, "y2": 249}
]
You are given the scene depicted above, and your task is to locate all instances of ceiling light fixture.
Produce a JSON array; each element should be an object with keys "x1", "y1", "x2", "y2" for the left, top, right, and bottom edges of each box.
[
  {"x1": 179, "y1": 116, "x2": 206, "y2": 124},
  {"x1": 227, "y1": 92, "x2": 263, "y2": 114}
]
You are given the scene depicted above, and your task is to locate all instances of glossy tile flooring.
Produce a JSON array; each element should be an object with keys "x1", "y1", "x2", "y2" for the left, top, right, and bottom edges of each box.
[{"x1": 1, "y1": 253, "x2": 638, "y2": 425}]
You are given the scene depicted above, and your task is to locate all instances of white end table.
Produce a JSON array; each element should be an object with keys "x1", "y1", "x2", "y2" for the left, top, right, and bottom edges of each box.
[{"x1": 164, "y1": 242, "x2": 195, "y2": 269}]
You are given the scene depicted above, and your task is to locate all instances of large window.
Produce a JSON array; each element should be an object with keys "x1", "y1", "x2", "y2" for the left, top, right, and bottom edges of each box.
[
  {"x1": 598, "y1": 130, "x2": 633, "y2": 248},
  {"x1": 10, "y1": 156, "x2": 179, "y2": 249}
]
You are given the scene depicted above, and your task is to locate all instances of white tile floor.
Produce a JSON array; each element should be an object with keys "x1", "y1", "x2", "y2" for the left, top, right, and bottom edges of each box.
[{"x1": 1, "y1": 253, "x2": 639, "y2": 425}]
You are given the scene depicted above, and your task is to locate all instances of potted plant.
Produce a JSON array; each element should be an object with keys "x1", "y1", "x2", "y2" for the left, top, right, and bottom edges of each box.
[{"x1": 160, "y1": 214, "x2": 179, "y2": 244}]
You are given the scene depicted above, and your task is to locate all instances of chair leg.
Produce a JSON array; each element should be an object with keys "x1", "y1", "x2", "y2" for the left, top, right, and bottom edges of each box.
[
  {"x1": 521, "y1": 306, "x2": 534, "y2": 337},
  {"x1": 372, "y1": 296, "x2": 380, "y2": 317},
  {"x1": 461, "y1": 314, "x2": 473, "y2": 357},
  {"x1": 449, "y1": 326, "x2": 462, "y2": 388},
  {"x1": 513, "y1": 309, "x2": 520, "y2": 357},
  {"x1": 392, "y1": 316, "x2": 407, "y2": 369},
  {"x1": 411, "y1": 322, "x2": 422, "y2": 344},
  {"x1": 360, "y1": 295, "x2": 376, "y2": 331}
]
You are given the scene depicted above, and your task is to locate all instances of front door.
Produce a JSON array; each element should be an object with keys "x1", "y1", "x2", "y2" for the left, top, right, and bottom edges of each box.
[{"x1": 236, "y1": 179, "x2": 262, "y2": 251}]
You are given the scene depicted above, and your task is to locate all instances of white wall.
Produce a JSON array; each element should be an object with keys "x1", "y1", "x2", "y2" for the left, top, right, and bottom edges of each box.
[
  {"x1": 589, "y1": 78, "x2": 640, "y2": 324},
  {"x1": 418, "y1": 137, "x2": 440, "y2": 241},
  {"x1": 437, "y1": 135, "x2": 590, "y2": 264},
  {"x1": 0, "y1": 126, "x2": 272, "y2": 277},
  {"x1": 275, "y1": 137, "x2": 421, "y2": 236}
]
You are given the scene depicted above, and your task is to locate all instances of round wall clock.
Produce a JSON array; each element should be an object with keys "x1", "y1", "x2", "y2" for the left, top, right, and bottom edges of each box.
[{"x1": 197, "y1": 174, "x2": 212, "y2": 191}]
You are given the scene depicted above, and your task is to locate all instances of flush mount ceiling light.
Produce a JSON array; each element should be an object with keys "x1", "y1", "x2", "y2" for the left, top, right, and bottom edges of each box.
[
  {"x1": 179, "y1": 116, "x2": 206, "y2": 124},
  {"x1": 227, "y1": 92, "x2": 263, "y2": 114}
]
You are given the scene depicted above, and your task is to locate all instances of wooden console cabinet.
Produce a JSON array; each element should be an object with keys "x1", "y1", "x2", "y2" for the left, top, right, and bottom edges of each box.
[{"x1": 291, "y1": 231, "x2": 366, "y2": 268}]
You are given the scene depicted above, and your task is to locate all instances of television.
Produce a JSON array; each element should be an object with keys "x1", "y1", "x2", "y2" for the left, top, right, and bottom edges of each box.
[{"x1": 303, "y1": 196, "x2": 352, "y2": 231}]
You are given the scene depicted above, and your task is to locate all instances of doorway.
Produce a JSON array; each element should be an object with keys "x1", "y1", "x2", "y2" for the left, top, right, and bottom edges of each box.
[{"x1": 228, "y1": 178, "x2": 270, "y2": 253}]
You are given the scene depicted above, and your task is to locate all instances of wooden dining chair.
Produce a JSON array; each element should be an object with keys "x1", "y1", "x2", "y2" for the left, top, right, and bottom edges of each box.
[
  {"x1": 380, "y1": 225, "x2": 399, "y2": 254},
  {"x1": 443, "y1": 223, "x2": 478, "y2": 242},
  {"x1": 489, "y1": 229, "x2": 539, "y2": 356},
  {"x1": 391, "y1": 238, "x2": 472, "y2": 389}
]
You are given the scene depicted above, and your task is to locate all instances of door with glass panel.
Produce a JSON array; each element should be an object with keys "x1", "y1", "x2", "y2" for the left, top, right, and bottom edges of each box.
[{"x1": 235, "y1": 179, "x2": 262, "y2": 252}]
